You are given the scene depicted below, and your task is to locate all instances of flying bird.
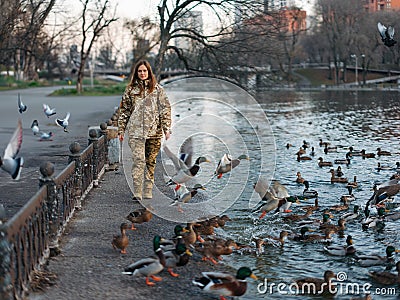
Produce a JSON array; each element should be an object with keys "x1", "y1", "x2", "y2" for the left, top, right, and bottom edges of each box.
[
  {"x1": 17, "y1": 93, "x2": 27, "y2": 113},
  {"x1": 30, "y1": 120, "x2": 39, "y2": 135},
  {"x1": 43, "y1": 104, "x2": 56, "y2": 118},
  {"x1": 55, "y1": 112, "x2": 70, "y2": 132},
  {"x1": 39, "y1": 132, "x2": 54, "y2": 141},
  {"x1": 378, "y1": 22, "x2": 397, "y2": 47},
  {"x1": 0, "y1": 119, "x2": 23, "y2": 180}
]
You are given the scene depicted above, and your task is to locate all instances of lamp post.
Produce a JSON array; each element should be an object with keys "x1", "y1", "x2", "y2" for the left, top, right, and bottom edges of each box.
[
  {"x1": 361, "y1": 54, "x2": 365, "y2": 86},
  {"x1": 351, "y1": 54, "x2": 358, "y2": 86}
]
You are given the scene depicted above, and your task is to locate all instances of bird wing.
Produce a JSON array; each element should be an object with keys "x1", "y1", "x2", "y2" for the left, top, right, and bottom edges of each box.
[
  {"x1": 179, "y1": 136, "x2": 193, "y2": 167},
  {"x1": 43, "y1": 103, "x2": 49, "y2": 111},
  {"x1": 31, "y1": 120, "x2": 38, "y2": 128},
  {"x1": 163, "y1": 144, "x2": 187, "y2": 172},
  {"x1": 201, "y1": 271, "x2": 235, "y2": 283},
  {"x1": 18, "y1": 93, "x2": 23, "y2": 108},
  {"x1": 377, "y1": 22, "x2": 387, "y2": 38},
  {"x1": 270, "y1": 180, "x2": 290, "y2": 199},
  {"x1": 388, "y1": 26, "x2": 395, "y2": 38},
  {"x1": 254, "y1": 176, "x2": 270, "y2": 199},
  {"x1": 4, "y1": 119, "x2": 23, "y2": 159},
  {"x1": 65, "y1": 112, "x2": 70, "y2": 121}
]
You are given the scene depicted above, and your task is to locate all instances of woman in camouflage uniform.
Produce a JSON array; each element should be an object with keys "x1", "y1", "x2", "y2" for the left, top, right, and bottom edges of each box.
[{"x1": 118, "y1": 60, "x2": 172, "y2": 200}]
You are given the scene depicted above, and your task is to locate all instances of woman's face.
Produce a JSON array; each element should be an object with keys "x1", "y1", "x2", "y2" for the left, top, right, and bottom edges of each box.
[{"x1": 137, "y1": 64, "x2": 149, "y2": 80}]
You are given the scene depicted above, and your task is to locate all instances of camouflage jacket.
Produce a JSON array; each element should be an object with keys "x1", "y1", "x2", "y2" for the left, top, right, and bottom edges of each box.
[{"x1": 118, "y1": 81, "x2": 171, "y2": 139}]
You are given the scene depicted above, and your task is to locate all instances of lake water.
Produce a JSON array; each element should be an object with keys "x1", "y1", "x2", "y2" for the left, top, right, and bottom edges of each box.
[{"x1": 161, "y1": 80, "x2": 400, "y2": 300}]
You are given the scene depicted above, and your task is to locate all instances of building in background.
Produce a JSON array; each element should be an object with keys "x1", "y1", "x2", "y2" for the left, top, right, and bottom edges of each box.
[{"x1": 364, "y1": 0, "x2": 400, "y2": 12}]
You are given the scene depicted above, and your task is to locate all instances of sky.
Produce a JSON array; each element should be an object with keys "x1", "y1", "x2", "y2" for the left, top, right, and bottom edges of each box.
[{"x1": 115, "y1": 0, "x2": 159, "y2": 20}]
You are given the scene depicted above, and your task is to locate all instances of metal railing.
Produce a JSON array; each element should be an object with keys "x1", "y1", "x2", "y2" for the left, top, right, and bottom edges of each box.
[{"x1": 0, "y1": 122, "x2": 114, "y2": 300}]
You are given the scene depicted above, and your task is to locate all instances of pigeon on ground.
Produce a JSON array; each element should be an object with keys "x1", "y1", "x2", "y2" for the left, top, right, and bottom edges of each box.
[
  {"x1": 39, "y1": 132, "x2": 54, "y2": 141},
  {"x1": 0, "y1": 119, "x2": 23, "y2": 180},
  {"x1": 43, "y1": 104, "x2": 56, "y2": 118},
  {"x1": 55, "y1": 112, "x2": 70, "y2": 132},
  {"x1": 378, "y1": 22, "x2": 397, "y2": 47},
  {"x1": 17, "y1": 93, "x2": 27, "y2": 113},
  {"x1": 31, "y1": 120, "x2": 39, "y2": 135}
]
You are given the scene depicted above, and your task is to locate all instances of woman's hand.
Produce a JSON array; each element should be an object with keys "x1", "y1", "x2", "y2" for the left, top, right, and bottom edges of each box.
[{"x1": 165, "y1": 131, "x2": 171, "y2": 140}]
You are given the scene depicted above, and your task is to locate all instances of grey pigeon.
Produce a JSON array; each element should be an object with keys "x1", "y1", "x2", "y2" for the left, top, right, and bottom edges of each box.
[
  {"x1": 0, "y1": 119, "x2": 23, "y2": 180},
  {"x1": 378, "y1": 22, "x2": 396, "y2": 47},
  {"x1": 39, "y1": 131, "x2": 54, "y2": 141}
]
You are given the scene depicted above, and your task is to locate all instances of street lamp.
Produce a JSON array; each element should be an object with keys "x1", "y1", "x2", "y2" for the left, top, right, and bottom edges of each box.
[
  {"x1": 351, "y1": 54, "x2": 358, "y2": 86},
  {"x1": 361, "y1": 54, "x2": 365, "y2": 86}
]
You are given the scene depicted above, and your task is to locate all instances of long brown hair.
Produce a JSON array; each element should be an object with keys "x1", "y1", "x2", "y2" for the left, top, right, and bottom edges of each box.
[{"x1": 129, "y1": 60, "x2": 157, "y2": 95}]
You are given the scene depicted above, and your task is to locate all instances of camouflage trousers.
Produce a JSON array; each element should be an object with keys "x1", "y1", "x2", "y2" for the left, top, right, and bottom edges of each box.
[{"x1": 128, "y1": 137, "x2": 162, "y2": 198}]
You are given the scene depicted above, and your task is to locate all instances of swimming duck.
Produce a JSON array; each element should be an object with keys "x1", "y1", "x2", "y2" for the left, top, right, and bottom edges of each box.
[
  {"x1": 262, "y1": 230, "x2": 289, "y2": 247},
  {"x1": 286, "y1": 143, "x2": 293, "y2": 149},
  {"x1": 369, "y1": 261, "x2": 400, "y2": 285},
  {"x1": 296, "y1": 171, "x2": 305, "y2": 184},
  {"x1": 310, "y1": 146, "x2": 315, "y2": 156},
  {"x1": 164, "y1": 243, "x2": 193, "y2": 277},
  {"x1": 290, "y1": 226, "x2": 314, "y2": 241},
  {"x1": 382, "y1": 209, "x2": 400, "y2": 222},
  {"x1": 355, "y1": 245, "x2": 399, "y2": 267},
  {"x1": 112, "y1": 222, "x2": 130, "y2": 254},
  {"x1": 294, "y1": 270, "x2": 336, "y2": 295},
  {"x1": 329, "y1": 197, "x2": 349, "y2": 212},
  {"x1": 214, "y1": 153, "x2": 250, "y2": 178},
  {"x1": 348, "y1": 146, "x2": 362, "y2": 156},
  {"x1": 282, "y1": 207, "x2": 314, "y2": 222},
  {"x1": 319, "y1": 139, "x2": 330, "y2": 147},
  {"x1": 361, "y1": 207, "x2": 386, "y2": 230},
  {"x1": 210, "y1": 215, "x2": 231, "y2": 227},
  {"x1": 195, "y1": 239, "x2": 238, "y2": 264},
  {"x1": 335, "y1": 166, "x2": 344, "y2": 177},
  {"x1": 361, "y1": 149, "x2": 375, "y2": 158},
  {"x1": 296, "y1": 147, "x2": 306, "y2": 156},
  {"x1": 192, "y1": 267, "x2": 257, "y2": 300},
  {"x1": 320, "y1": 218, "x2": 346, "y2": 233},
  {"x1": 341, "y1": 186, "x2": 355, "y2": 202},
  {"x1": 301, "y1": 180, "x2": 319, "y2": 198},
  {"x1": 341, "y1": 205, "x2": 360, "y2": 222},
  {"x1": 347, "y1": 176, "x2": 358, "y2": 189},
  {"x1": 301, "y1": 198, "x2": 319, "y2": 212},
  {"x1": 318, "y1": 157, "x2": 333, "y2": 167},
  {"x1": 377, "y1": 162, "x2": 394, "y2": 171},
  {"x1": 377, "y1": 147, "x2": 391, "y2": 156},
  {"x1": 334, "y1": 154, "x2": 351, "y2": 165},
  {"x1": 378, "y1": 22, "x2": 397, "y2": 47},
  {"x1": 297, "y1": 211, "x2": 332, "y2": 227},
  {"x1": 329, "y1": 169, "x2": 348, "y2": 183},
  {"x1": 301, "y1": 229, "x2": 336, "y2": 243},
  {"x1": 297, "y1": 153, "x2": 312, "y2": 161},
  {"x1": 122, "y1": 235, "x2": 166, "y2": 286},
  {"x1": 163, "y1": 144, "x2": 210, "y2": 186},
  {"x1": 193, "y1": 219, "x2": 219, "y2": 237},
  {"x1": 126, "y1": 207, "x2": 153, "y2": 230},
  {"x1": 302, "y1": 140, "x2": 310, "y2": 149},
  {"x1": 324, "y1": 235, "x2": 356, "y2": 256},
  {"x1": 324, "y1": 144, "x2": 337, "y2": 154}
]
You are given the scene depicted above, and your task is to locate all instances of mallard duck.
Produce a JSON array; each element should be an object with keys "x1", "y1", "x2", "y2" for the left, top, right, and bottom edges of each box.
[
  {"x1": 286, "y1": 143, "x2": 293, "y2": 149},
  {"x1": 329, "y1": 198, "x2": 349, "y2": 212},
  {"x1": 193, "y1": 219, "x2": 219, "y2": 236},
  {"x1": 297, "y1": 153, "x2": 312, "y2": 161},
  {"x1": 163, "y1": 144, "x2": 210, "y2": 186},
  {"x1": 192, "y1": 267, "x2": 257, "y2": 300},
  {"x1": 297, "y1": 211, "x2": 332, "y2": 227},
  {"x1": 319, "y1": 139, "x2": 330, "y2": 147},
  {"x1": 184, "y1": 222, "x2": 203, "y2": 247},
  {"x1": 310, "y1": 146, "x2": 315, "y2": 156},
  {"x1": 350, "y1": 295, "x2": 372, "y2": 300},
  {"x1": 324, "y1": 144, "x2": 337, "y2": 154},
  {"x1": 262, "y1": 230, "x2": 289, "y2": 247},
  {"x1": 320, "y1": 218, "x2": 346, "y2": 233},
  {"x1": 282, "y1": 207, "x2": 314, "y2": 222},
  {"x1": 347, "y1": 176, "x2": 358, "y2": 189},
  {"x1": 377, "y1": 162, "x2": 393, "y2": 171},
  {"x1": 341, "y1": 205, "x2": 360, "y2": 221},
  {"x1": 369, "y1": 261, "x2": 400, "y2": 285},
  {"x1": 341, "y1": 186, "x2": 355, "y2": 202},
  {"x1": 324, "y1": 235, "x2": 356, "y2": 256},
  {"x1": 294, "y1": 270, "x2": 336, "y2": 295},
  {"x1": 290, "y1": 226, "x2": 314, "y2": 241},
  {"x1": 296, "y1": 147, "x2": 306, "y2": 155},
  {"x1": 302, "y1": 140, "x2": 310, "y2": 149},
  {"x1": 329, "y1": 169, "x2": 348, "y2": 183},
  {"x1": 382, "y1": 210, "x2": 400, "y2": 222},
  {"x1": 301, "y1": 229, "x2": 335, "y2": 243},
  {"x1": 348, "y1": 146, "x2": 362, "y2": 156},
  {"x1": 301, "y1": 198, "x2": 319, "y2": 212},
  {"x1": 318, "y1": 157, "x2": 332, "y2": 167},
  {"x1": 334, "y1": 154, "x2": 351, "y2": 165},
  {"x1": 112, "y1": 222, "x2": 130, "y2": 254},
  {"x1": 170, "y1": 183, "x2": 206, "y2": 212},
  {"x1": 367, "y1": 180, "x2": 400, "y2": 207},
  {"x1": 355, "y1": 245, "x2": 399, "y2": 267},
  {"x1": 214, "y1": 153, "x2": 249, "y2": 178},
  {"x1": 195, "y1": 239, "x2": 238, "y2": 264},
  {"x1": 377, "y1": 147, "x2": 391, "y2": 156},
  {"x1": 164, "y1": 243, "x2": 192, "y2": 277},
  {"x1": 361, "y1": 207, "x2": 386, "y2": 229},
  {"x1": 378, "y1": 22, "x2": 397, "y2": 47},
  {"x1": 160, "y1": 225, "x2": 189, "y2": 251},
  {"x1": 274, "y1": 196, "x2": 300, "y2": 213},
  {"x1": 210, "y1": 215, "x2": 231, "y2": 227},
  {"x1": 361, "y1": 149, "x2": 375, "y2": 158},
  {"x1": 301, "y1": 180, "x2": 318, "y2": 197},
  {"x1": 296, "y1": 171, "x2": 305, "y2": 184},
  {"x1": 126, "y1": 207, "x2": 153, "y2": 230},
  {"x1": 122, "y1": 235, "x2": 166, "y2": 286}
]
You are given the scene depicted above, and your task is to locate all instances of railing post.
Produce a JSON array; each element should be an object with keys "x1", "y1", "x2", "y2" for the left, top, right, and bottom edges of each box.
[
  {"x1": 111, "y1": 113, "x2": 118, "y2": 127},
  {"x1": 88, "y1": 129, "x2": 99, "y2": 188},
  {"x1": 0, "y1": 225, "x2": 12, "y2": 300},
  {"x1": 68, "y1": 142, "x2": 82, "y2": 209},
  {"x1": 99, "y1": 122, "x2": 109, "y2": 164},
  {"x1": 38, "y1": 162, "x2": 59, "y2": 255}
]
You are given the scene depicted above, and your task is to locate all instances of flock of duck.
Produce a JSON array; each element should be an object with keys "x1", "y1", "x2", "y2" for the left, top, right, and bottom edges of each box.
[{"x1": 249, "y1": 138, "x2": 400, "y2": 298}]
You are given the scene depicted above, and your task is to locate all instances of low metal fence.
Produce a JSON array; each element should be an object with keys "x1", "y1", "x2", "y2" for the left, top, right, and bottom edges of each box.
[{"x1": 0, "y1": 122, "x2": 115, "y2": 300}]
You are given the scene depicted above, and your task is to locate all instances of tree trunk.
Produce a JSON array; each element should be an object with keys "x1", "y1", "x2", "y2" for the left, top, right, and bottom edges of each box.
[{"x1": 76, "y1": 58, "x2": 86, "y2": 94}]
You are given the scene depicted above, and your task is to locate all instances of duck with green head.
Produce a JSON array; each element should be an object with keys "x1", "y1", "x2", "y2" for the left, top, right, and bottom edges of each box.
[
  {"x1": 355, "y1": 245, "x2": 400, "y2": 267},
  {"x1": 192, "y1": 266, "x2": 257, "y2": 300},
  {"x1": 214, "y1": 153, "x2": 250, "y2": 179},
  {"x1": 122, "y1": 235, "x2": 166, "y2": 286}
]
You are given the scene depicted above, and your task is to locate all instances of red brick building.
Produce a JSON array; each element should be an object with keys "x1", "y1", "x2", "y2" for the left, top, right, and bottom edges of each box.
[{"x1": 364, "y1": 0, "x2": 400, "y2": 12}]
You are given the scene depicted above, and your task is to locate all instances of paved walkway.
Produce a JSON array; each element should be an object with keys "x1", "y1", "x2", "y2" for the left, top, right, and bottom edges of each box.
[{"x1": 29, "y1": 161, "x2": 230, "y2": 300}]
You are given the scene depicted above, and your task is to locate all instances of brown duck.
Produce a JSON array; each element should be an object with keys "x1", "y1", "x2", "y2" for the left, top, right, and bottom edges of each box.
[
  {"x1": 112, "y1": 222, "x2": 130, "y2": 254},
  {"x1": 126, "y1": 207, "x2": 153, "y2": 230}
]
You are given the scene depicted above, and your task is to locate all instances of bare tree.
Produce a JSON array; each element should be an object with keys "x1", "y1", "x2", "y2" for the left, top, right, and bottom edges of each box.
[{"x1": 75, "y1": 0, "x2": 117, "y2": 94}]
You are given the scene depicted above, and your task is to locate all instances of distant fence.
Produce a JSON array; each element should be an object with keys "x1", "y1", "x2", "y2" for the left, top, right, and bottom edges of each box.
[{"x1": 0, "y1": 120, "x2": 118, "y2": 300}]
